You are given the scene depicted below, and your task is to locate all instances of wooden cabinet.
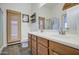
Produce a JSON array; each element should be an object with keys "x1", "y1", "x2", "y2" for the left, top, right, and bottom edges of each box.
[
  {"x1": 32, "y1": 39, "x2": 36, "y2": 49},
  {"x1": 37, "y1": 37, "x2": 48, "y2": 55},
  {"x1": 49, "y1": 49, "x2": 58, "y2": 55},
  {"x1": 28, "y1": 33, "x2": 79, "y2": 55},
  {"x1": 37, "y1": 37, "x2": 48, "y2": 47},
  {"x1": 49, "y1": 41, "x2": 79, "y2": 55},
  {"x1": 38, "y1": 43, "x2": 48, "y2": 55},
  {"x1": 31, "y1": 35, "x2": 37, "y2": 55},
  {"x1": 32, "y1": 39, "x2": 37, "y2": 55}
]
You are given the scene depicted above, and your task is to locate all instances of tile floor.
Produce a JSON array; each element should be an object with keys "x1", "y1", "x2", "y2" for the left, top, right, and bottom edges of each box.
[{"x1": 1, "y1": 44, "x2": 32, "y2": 55}]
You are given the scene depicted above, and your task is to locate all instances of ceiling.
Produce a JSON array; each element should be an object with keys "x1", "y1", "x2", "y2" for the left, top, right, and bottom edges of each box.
[{"x1": 41, "y1": 3, "x2": 58, "y2": 9}]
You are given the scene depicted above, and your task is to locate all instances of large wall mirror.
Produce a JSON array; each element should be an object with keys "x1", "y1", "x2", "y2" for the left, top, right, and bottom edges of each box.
[
  {"x1": 38, "y1": 3, "x2": 60, "y2": 31},
  {"x1": 38, "y1": 3, "x2": 79, "y2": 34}
]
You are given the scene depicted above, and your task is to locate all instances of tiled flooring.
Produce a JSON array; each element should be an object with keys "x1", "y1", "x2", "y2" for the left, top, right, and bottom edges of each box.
[{"x1": 1, "y1": 44, "x2": 32, "y2": 55}]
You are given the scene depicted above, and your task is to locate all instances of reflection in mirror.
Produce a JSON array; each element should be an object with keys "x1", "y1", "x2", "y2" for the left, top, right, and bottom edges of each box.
[
  {"x1": 38, "y1": 3, "x2": 79, "y2": 34},
  {"x1": 45, "y1": 18, "x2": 52, "y2": 29},
  {"x1": 38, "y1": 3, "x2": 60, "y2": 31},
  {"x1": 52, "y1": 17, "x2": 60, "y2": 30},
  {"x1": 62, "y1": 12, "x2": 68, "y2": 32},
  {"x1": 39, "y1": 17, "x2": 45, "y2": 32},
  {"x1": 66, "y1": 5, "x2": 79, "y2": 34}
]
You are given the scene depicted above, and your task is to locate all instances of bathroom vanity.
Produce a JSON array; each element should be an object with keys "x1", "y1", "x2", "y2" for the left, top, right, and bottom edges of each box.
[{"x1": 28, "y1": 31, "x2": 79, "y2": 55}]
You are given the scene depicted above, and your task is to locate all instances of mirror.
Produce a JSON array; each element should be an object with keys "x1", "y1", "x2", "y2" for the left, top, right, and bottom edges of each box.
[
  {"x1": 38, "y1": 3, "x2": 79, "y2": 34},
  {"x1": 38, "y1": 3, "x2": 60, "y2": 31},
  {"x1": 65, "y1": 5, "x2": 79, "y2": 34}
]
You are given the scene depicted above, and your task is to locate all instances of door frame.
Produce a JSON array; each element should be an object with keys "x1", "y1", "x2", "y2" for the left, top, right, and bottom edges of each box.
[
  {"x1": 39, "y1": 17, "x2": 45, "y2": 29},
  {"x1": 6, "y1": 9, "x2": 21, "y2": 45}
]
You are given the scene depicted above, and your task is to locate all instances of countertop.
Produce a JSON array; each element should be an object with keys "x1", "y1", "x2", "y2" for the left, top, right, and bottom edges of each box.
[{"x1": 29, "y1": 31, "x2": 79, "y2": 49}]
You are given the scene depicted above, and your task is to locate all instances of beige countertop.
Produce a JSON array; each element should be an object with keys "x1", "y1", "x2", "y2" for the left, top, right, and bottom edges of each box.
[{"x1": 29, "y1": 31, "x2": 79, "y2": 49}]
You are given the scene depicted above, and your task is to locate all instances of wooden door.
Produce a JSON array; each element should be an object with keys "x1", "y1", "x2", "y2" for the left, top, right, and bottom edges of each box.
[{"x1": 7, "y1": 10, "x2": 21, "y2": 45}]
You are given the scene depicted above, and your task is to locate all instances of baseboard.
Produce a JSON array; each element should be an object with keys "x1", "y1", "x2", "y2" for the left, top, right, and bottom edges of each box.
[{"x1": 0, "y1": 45, "x2": 5, "y2": 54}]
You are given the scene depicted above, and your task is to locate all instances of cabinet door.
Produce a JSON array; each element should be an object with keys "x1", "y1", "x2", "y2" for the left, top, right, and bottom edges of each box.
[
  {"x1": 38, "y1": 43, "x2": 48, "y2": 55},
  {"x1": 37, "y1": 37, "x2": 48, "y2": 47},
  {"x1": 32, "y1": 39, "x2": 36, "y2": 49},
  {"x1": 32, "y1": 39, "x2": 37, "y2": 55},
  {"x1": 49, "y1": 41, "x2": 79, "y2": 55}
]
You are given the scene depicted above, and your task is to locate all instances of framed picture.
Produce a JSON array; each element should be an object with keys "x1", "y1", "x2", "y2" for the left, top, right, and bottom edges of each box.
[{"x1": 22, "y1": 14, "x2": 29, "y2": 22}]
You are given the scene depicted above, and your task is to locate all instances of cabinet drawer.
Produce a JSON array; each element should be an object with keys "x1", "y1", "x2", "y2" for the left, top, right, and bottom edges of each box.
[
  {"x1": 38, "y1": 43, "x2": 48, "y2": 55},
  {"x1": 37, "y1": 37, "x2": 48, "y2": 47},
  {"x1": 32, "y1": 39, "x2": 37, "y2": 49},
  {"x1": 32, "y1": 35, "x2": 36, "y2": 40},
  {"x1": 49, "y1": 41, "x2": 79, "y2": 55}
]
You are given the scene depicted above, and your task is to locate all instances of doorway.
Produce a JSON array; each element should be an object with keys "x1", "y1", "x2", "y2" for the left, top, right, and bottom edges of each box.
[
  {"x1": 39, "y1": 17, "x2": 45, "y2": 30},
  {"x1": 7, "y1": 10, "x2": 21, "y2": 45}
]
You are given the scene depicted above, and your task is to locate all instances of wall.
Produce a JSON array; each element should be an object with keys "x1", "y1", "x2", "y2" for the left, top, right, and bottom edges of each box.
[
  {"x1": 30, "y1": 4, "x2": 40, "y2": 31},
  {"x1": 0, "y1": 8, "x2": 3, "y2": 48},
  {"x1": 0, "y1": 3, "x2": 32, "y2": 47}
]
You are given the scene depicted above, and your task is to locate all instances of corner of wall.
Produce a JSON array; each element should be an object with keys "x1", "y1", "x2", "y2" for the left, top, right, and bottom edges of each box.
[{"x1": 0, "y1": 45, "x2": 5, "y2": 54}]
